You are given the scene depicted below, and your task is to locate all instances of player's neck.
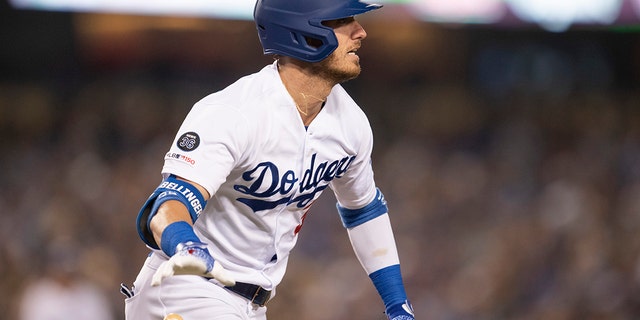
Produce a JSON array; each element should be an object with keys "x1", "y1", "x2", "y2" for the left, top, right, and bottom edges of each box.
[{"x1": 278, "y1": 60, "x2": 332, "y2": 126}]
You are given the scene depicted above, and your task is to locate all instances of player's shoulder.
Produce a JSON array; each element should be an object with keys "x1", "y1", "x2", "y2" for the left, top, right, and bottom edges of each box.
[
  {"x1": 326, "y1": 84, "x2": 370, "y2": 124},
  {"x1": 201, "y1": 63, "x2": 277, "y2": 104}
]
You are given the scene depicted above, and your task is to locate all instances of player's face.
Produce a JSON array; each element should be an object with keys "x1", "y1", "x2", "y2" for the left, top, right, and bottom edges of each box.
[{"x1": 314, "y1": 17, "x2": 368, "y2": 83}]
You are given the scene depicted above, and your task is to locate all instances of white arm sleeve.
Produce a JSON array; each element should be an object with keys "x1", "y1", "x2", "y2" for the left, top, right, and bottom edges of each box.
[{"x1": 347, "y1": 213, "x2": 400, "y2": 275}]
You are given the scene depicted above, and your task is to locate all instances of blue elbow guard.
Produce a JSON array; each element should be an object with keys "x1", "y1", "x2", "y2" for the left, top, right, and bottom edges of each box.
[
  {"x1": 337, "y1": 188, "x2": 388, "y2": 228},
  {"x1": 136, "y1": 175, "x2": 207, "y2": 249}
]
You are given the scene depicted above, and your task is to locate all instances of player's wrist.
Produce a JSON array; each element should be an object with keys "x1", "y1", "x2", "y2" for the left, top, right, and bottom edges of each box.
[
  {"x1": 370, "y1": 264, "x2": 408, "y2": 309},
  {"x1": 161, "y1": 221, "x2": 201, "y2": 256},
  {"x1": 151, "y1": 235, "x2": 235, "y2": 287}
]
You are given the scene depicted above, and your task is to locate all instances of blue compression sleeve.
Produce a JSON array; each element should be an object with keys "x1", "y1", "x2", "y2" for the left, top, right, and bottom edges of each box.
[
  {"x1": 161, "y1": 221, "x2": 200, "y2": 257},
  {"x1": 337, "y1": 188, "x2": 388, "y2": 228},
  {"x1": 369, "y1": 264, "x2": 408, "y2": 309}
]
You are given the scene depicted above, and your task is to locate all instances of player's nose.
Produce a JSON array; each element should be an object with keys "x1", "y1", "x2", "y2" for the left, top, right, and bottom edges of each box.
[{"x1": 352, "y1": 20, "x2": 367, "y2": 40}]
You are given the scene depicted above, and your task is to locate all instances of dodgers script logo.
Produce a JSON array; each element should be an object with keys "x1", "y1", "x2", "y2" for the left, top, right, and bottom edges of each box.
[{"x1": 234, "y1": 153, "x2": 356, "y2": 212}]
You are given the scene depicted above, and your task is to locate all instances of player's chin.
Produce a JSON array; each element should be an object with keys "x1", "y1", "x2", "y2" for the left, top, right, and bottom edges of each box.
[
  {"x1": 343, "y1": 58, "x2": 362, "y2": 74},
  {"x1": 334, "y1": 68, "x2": 360, "y2": 83},
  {"x1": 347, "y1": 64, "x2": 362, "y2": 78},
  {"x1": 324, "y1": 61, "x2": 361, "y2": 83}
]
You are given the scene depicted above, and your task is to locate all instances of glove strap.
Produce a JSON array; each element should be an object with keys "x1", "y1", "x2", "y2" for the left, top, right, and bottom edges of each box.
[{"x1": 386, "y1": 300, "x2": 415, "y2": 320}]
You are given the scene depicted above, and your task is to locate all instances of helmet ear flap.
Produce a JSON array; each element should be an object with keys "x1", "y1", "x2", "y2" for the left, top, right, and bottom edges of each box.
[
  {"x1": 290, "y1": 31, "x2": 325, "y2": 50},
  {"x1": 257, "y1": 21, "x2": 338, "y2": 62},
  {"x1": 303, "y1": 35, "x2": 324, "y2": 49}
]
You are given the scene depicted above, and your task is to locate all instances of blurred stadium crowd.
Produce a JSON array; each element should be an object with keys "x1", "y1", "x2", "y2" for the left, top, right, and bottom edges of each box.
[{"x1": 2, "y1": 7, "x2": 640, "y2": 320}]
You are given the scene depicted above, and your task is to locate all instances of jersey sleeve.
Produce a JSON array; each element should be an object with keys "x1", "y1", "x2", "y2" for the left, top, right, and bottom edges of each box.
[
  {"x1": 162, "y1": 99, "x2": 250, "y2": 197},
  {"x1": 329, "y1": 110, "x2": 378, "y2": 209}
]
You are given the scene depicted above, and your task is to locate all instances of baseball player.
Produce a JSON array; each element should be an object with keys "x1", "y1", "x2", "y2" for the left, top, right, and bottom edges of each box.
[{"x1": 123, "y1": 0, "x2": 414, "y2": 319}]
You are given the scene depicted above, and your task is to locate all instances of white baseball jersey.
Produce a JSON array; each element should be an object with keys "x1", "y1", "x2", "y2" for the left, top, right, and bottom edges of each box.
[{"x1": 161, "y1": 61, "x2": 378, "y2": 290}]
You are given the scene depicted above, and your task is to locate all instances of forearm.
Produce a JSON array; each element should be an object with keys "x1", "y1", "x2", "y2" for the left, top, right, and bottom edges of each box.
[
  {"x1": 337, "y1": 188, "x2": 413, "y2": 318},
  {"x1": 150, "y1": 200, "x2": 194, "y2": 249},
  {"x1": 347, "y1": 214, "x2": 407, "y2": 308},
  {"x1": 347, "y1": 213, "x2": 400, "y2": 274},
  {"x1": 137, "y1": 175, "x2": 210, "y2": 255},
  {"x1": 136, "y1": 177, "x2": 235, "y2": 287}
]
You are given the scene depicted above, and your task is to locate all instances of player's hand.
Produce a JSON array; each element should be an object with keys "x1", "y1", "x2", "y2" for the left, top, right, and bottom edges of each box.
[
  {"x1": 386, "y1": 300, "x2": 415, "y2": 320},
  {"x1": 151, "y1": 241, "x2": 236, "y2": 287}
]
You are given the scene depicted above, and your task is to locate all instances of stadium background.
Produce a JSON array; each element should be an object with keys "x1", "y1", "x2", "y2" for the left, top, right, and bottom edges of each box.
[{"x1": 1, "y1": 0, "x2": 640, "y2": 318}]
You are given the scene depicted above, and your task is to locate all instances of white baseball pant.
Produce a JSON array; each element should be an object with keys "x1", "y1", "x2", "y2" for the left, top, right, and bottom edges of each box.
[{"x1": 124, "y1": 252, "x2": 268, "y2": 320}]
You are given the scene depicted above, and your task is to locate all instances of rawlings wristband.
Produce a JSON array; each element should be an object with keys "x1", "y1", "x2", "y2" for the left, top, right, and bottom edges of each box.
[
  {"x1": 161, "y1": 221, "x2": 201, "y2": 257},
  {"x1": 370, "y1": 264, "x2": 408, "y2": 309}
]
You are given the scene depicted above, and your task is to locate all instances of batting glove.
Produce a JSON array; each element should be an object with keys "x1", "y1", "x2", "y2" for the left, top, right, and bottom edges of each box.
[
  {"x1": 151, "y1": 241, "x2": 236, "y2": 287},
  {"x1": 386, "y1": 300, "x2": 415, "y2": 320}
]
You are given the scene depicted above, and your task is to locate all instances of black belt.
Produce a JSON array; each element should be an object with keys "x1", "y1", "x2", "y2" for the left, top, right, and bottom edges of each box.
[{"x1": 225, "y1": 282, "x2": 272, "y2": 306}]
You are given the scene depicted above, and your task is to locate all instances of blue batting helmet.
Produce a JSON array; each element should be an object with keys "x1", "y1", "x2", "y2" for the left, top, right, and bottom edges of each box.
[{"x1": 253, "y1": 0, "x2": 382, "y2": 63}]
